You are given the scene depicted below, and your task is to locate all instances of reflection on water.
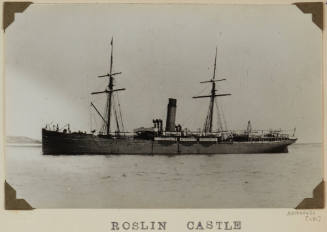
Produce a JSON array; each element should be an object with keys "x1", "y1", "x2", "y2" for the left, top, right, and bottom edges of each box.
[{"x1": 5, "y1": 143, "x2": 322, "y2": 208}]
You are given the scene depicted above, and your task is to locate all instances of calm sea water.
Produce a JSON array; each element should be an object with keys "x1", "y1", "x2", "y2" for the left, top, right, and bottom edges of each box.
[{"x1": 5, "y1": 143, "x2": 322, "y2": 208}]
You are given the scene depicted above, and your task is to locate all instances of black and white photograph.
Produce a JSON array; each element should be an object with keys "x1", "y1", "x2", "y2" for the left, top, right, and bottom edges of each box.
[{"x1": 4, "y1": 3, "x2": 323, "y2": 208}]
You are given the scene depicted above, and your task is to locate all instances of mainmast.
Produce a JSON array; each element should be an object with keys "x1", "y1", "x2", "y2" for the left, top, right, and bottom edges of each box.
[
  {"x1": 208, "y1": 47, "x2": 218, "y2": 132},
  {"x1": 91, "y1": 37, "x2": 125, "y2": 135},
  {"x1": 193, "y1": 47, "x2": 231, "y2": 133},
  {"x1": 107, "y1": 38, "x2": 114, "y2": 135}
]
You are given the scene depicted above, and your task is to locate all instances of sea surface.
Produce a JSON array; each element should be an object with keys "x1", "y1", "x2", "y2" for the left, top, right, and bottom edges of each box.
[{"x1": 5, "y1": 143, "x2": 323, "y2": 208}]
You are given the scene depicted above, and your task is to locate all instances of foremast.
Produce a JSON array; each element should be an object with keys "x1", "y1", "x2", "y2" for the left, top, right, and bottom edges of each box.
[
  {"x1": 193, "y1": 47, "x2": 231, "y2": 133},
  {"x1": 91, "y1": 37, "x2": 125, "y2": 135}
]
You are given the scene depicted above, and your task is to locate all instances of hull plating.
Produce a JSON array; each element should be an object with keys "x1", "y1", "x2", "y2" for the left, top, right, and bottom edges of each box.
[{"x1": 42, "y1": 129, "x2": 296, "y2": 155}]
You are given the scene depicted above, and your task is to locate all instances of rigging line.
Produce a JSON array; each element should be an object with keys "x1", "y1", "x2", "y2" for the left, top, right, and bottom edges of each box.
[
  {"x1": 115, "y1": 95, "x2": 122, "y2": 133},
  {"x1": 91, "y1": 106, "x2": 98, "y2": 132},
  {"x1": 115, "y1": 93, "x2": 124, "y2": 132},
  {"x1": 204, "y1": 107, "x2": 210, "y2": 132},
  {"x1": 203, "y1": 101, "x2": 213, "y2": 133},
  {"x1": 91, "y1": 104, "x2": 101, "y2": 133},
  {"x1": 101, "y1": 106, "x2": 106, "y2": 133},
  {"x1": 203, "y1": 107, "x2": 208, "y2": 132},
  {"x1": 217, "y1": 98, "x2": 227, "y2": 131},
  {"x1": 202, "y1": 111, "x2": 207, "y2": 133},
  {"x1": 116, "y1": 93, "x2": 125, "y2": 132},
  {"x1": 91, "y1": 110, "x2": 95, "y2": 132},
  {"x1": 214, "y1": 101, "x2": 219, "y2": 131},
  {"x1": 112, "y1": 95, "x2": 120, "y2": 132},
  {"x1": 114, "y1": 94, "x2": 123, "y2": 132},
  {"x1": 112, "y1": 95, "x2": 117, "y2": 131},
  {"x1": 102, "y1": 97, "x2": 110, "y2": 134},
  {"x1": 215, "y1": 100, "x2": 227, "y2": 131},
  {"x1": 215, "y1": 101, "x2": 223, "y2": 131},
  {"x1": 221, "y1": 102, "x2": 228, "y2": 131}
]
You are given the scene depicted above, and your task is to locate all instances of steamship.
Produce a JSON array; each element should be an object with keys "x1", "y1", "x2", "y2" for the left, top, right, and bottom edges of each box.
[{"x1": 42, "y1": 39, "x2": 297, "y2": 155}]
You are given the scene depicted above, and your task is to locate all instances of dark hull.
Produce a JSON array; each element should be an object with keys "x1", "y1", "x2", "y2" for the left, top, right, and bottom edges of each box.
[{"x1": 42, "y1": 129, "x2": 297, "y2": 155}]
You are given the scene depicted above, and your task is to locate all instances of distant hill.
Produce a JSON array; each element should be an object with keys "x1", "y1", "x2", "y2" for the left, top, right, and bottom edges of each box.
[{"x1": 6, "y1": 136, "x2": 41, "y2": 144}]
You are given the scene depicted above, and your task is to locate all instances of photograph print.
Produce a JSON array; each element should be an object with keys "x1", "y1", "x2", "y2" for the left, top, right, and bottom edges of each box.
[{"x1": 4, "y1": 3, "x2": 324, "y2": 208}]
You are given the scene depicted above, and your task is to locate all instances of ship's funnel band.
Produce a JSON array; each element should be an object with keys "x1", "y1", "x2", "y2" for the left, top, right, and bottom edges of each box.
[{"x1": 166, "y1": 98, "x2": 177, "y2": 132}]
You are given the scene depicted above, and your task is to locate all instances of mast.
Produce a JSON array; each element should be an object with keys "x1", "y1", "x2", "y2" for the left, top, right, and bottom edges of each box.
[
  {"x1": 107, "y1": 38, "x2": 114, "y2": 135},
  {"x1": 91, "y1": 37, "x2": 125, "y2": 135},
  {"x1": 193, "y1": 47, "x2": 231, "y2": 133},
  {"x1": 208, "y1": 47, "x2": 218, "y2": 132}
]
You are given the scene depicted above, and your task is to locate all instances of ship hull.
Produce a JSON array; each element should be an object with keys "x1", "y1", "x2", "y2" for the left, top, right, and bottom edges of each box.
[{"x1": 42, "y1": 129, "x2": 297, "y2": 155}]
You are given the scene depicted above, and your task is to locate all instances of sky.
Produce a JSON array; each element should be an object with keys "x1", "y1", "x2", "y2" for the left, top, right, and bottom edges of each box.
[{"x1": 5, "y1": 4, "x2": 323, "y2": 143}]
